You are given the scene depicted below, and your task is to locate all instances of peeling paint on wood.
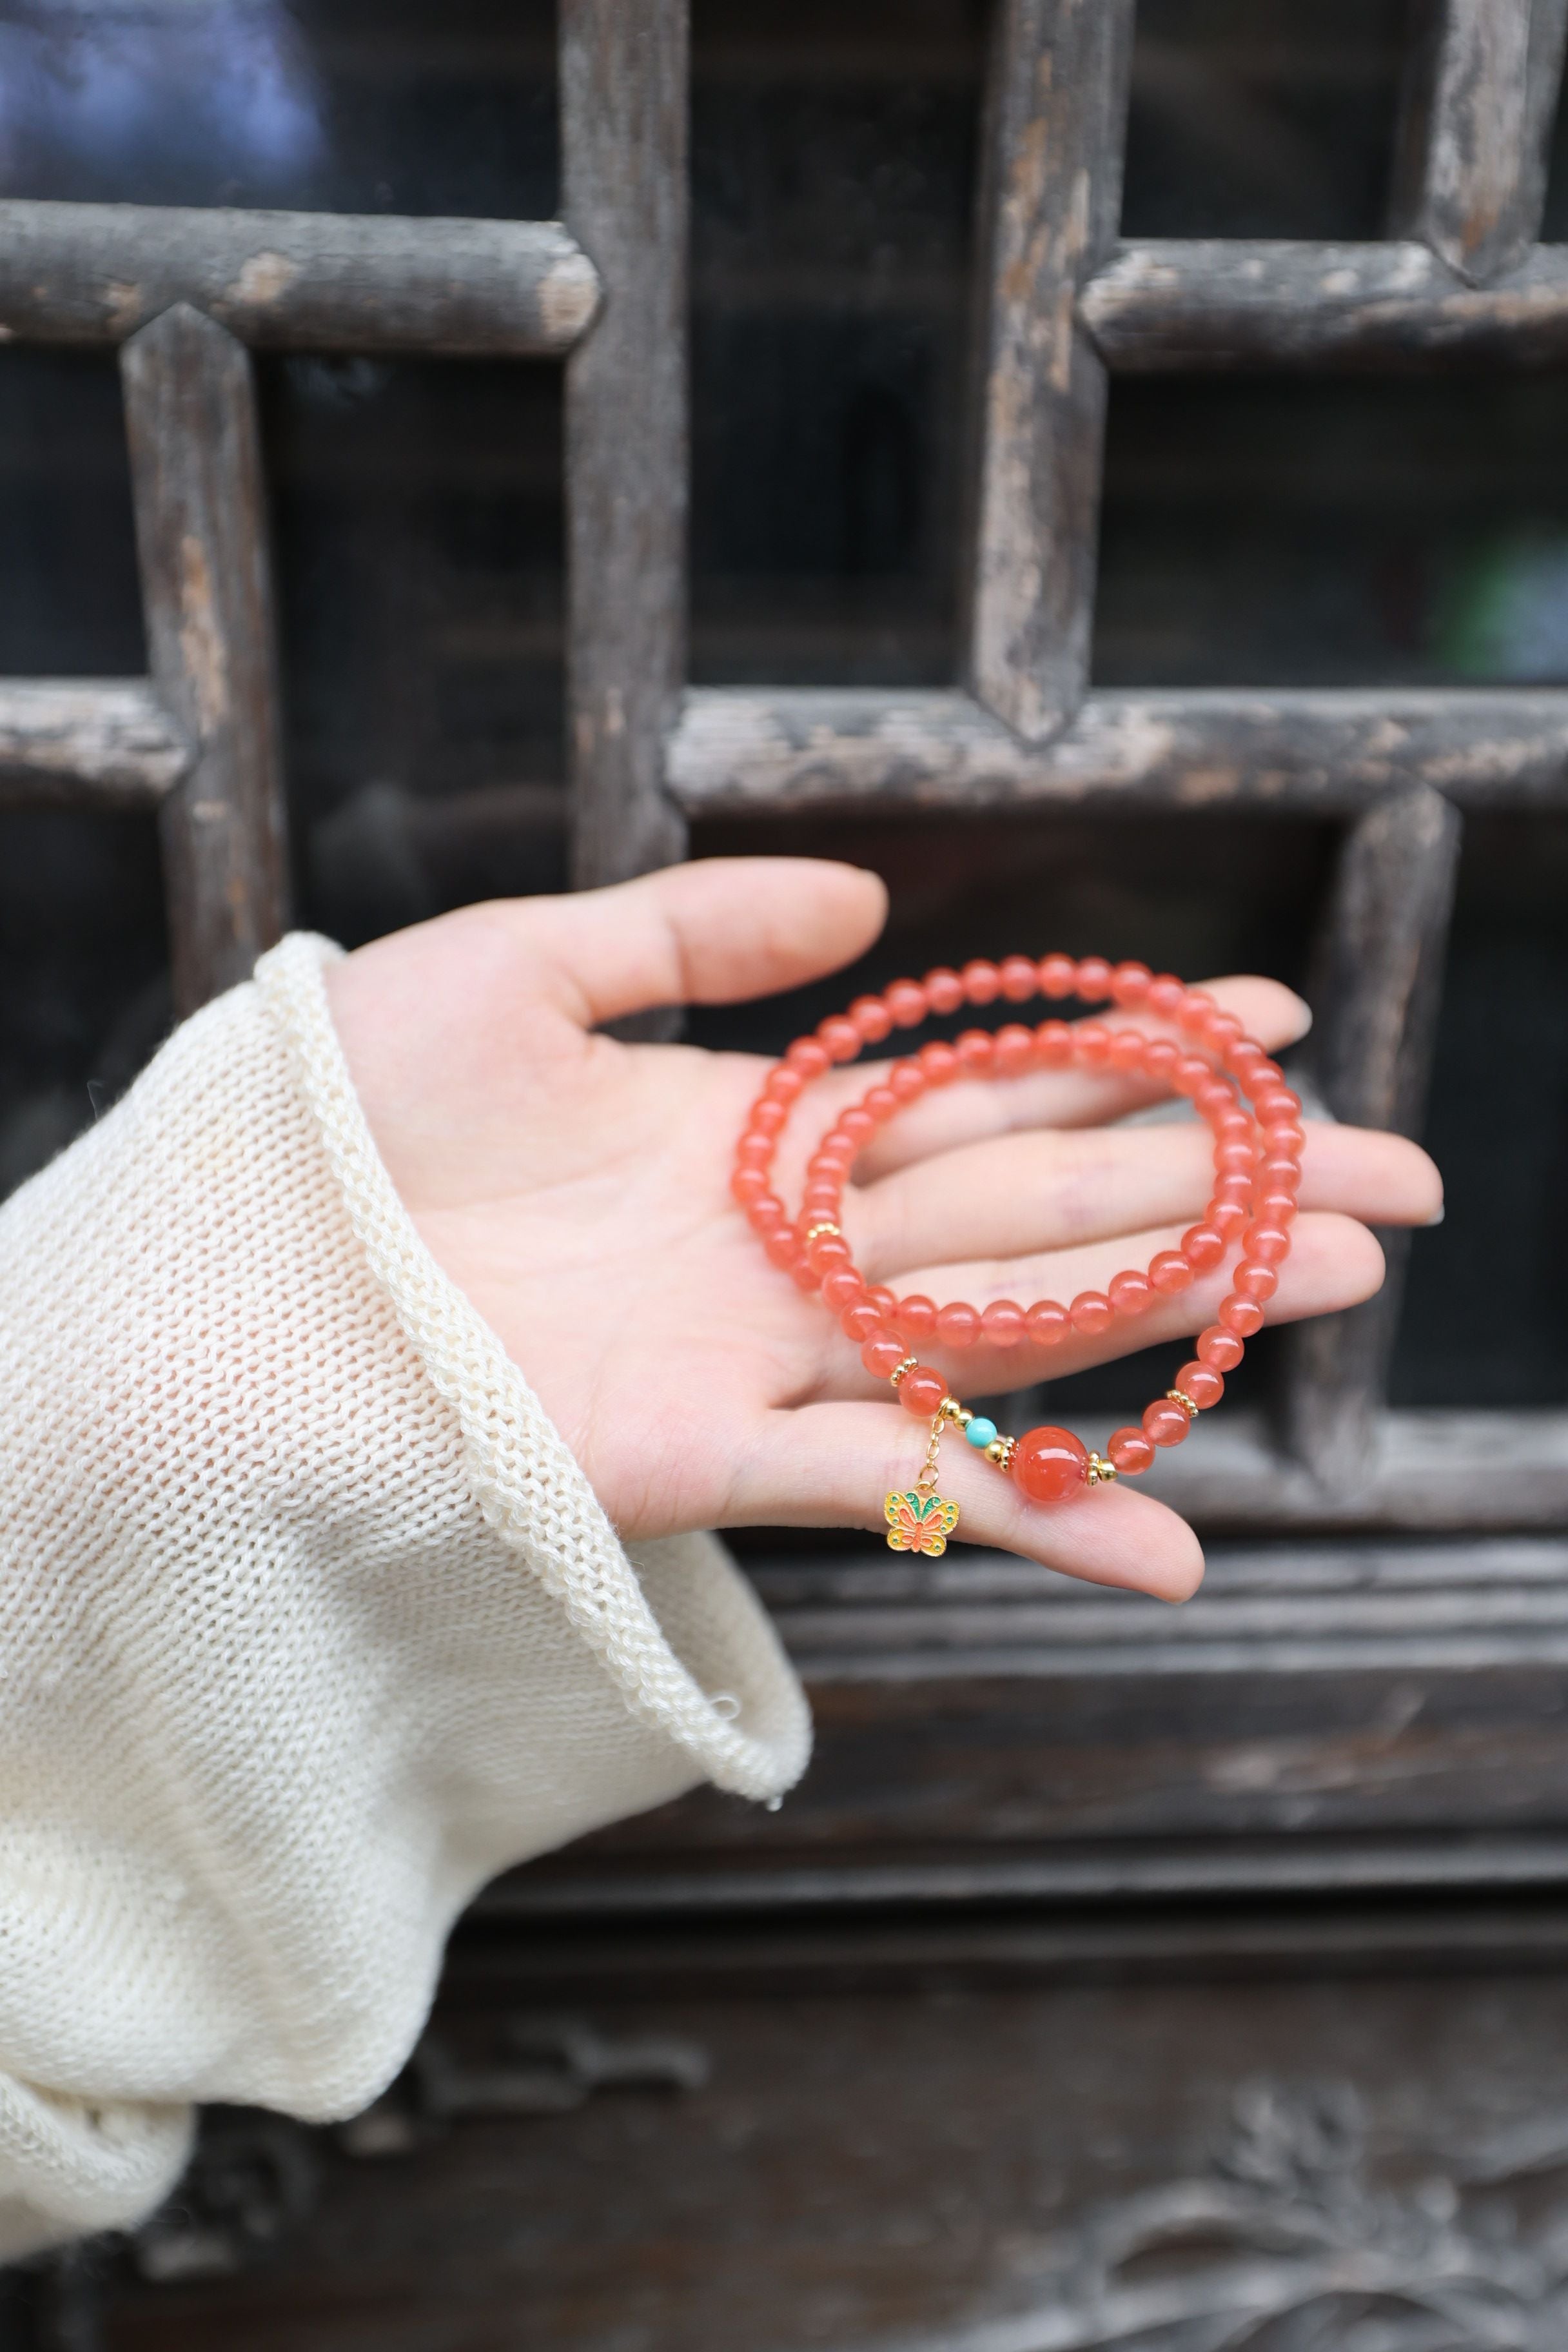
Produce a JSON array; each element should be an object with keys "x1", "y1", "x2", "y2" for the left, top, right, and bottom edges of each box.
[
  {"x1": 1390, "y1": 0, "x2": 1568, "y2": 285},
  {"x1": 1083, "y1": 236, "x2": 1568, "y2": 368},
  {"x1": 0, "y1": 199, "x2": 601, "y2": 355},
  {"x1": 1282, "y1": 789, "x2": 1463, "y2": 1489},
  {"x1": 669, "y1": 685, "x2": 1568, "y2": 814},
  {"x1": 562, "y1": 0, "x2": 689, "y2": 912},
  {"x1": 0, "y1": 678, "x2": 190, "y2": 804},
  {"x1": 965, "y1": 0, "x2": 1133, "y2": 741},
  {"x1": 121, "y1": 305, "x2": 288, "y2": 1012}
]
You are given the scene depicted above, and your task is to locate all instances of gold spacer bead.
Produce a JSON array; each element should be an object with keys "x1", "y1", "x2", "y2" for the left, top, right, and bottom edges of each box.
[
  {"x1": 890, "y1": 1356, "x2": 919, "y2": 1388},
  {"x1": 803, "y1": 1220, "x2": 843, "y2": 1245},
  {"x1": 1086, "y1": 1452, "x2": 1119, "y2": 1486},
  {"x1": 984, "y1": 1435, "x2": 1017, "y2": 1470},
  {"x1": 937, "y1": 1395, "x2": 967, "y2": 1424},
  {"x1": 1167, "y1": 1388, "x2": 1199, "y2": 1420}
]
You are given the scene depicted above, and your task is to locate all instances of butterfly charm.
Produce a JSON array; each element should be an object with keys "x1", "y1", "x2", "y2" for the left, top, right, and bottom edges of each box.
[{"x1": 884, "y1": 1489, "x2": 961, "y2": 1556}]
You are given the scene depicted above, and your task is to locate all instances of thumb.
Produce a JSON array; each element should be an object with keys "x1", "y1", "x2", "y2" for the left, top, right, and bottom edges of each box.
[{"x1": 524, "y1": 857, "x2": 888, "y2": 1028}]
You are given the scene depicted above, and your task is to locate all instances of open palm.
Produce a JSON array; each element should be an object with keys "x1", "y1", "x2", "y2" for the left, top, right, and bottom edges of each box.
[{"x1": 326, "y1": 858, "x2": 1440, "y2": 1603}]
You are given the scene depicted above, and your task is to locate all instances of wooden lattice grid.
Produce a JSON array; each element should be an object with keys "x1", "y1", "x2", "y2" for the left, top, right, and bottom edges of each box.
[{"x1": 1, "y1": 0, "x2": 1564, "y2": 1531}]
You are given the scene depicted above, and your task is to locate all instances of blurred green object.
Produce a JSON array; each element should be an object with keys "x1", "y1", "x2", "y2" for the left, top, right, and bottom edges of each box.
[{"x1": 1436, "y1": 534, "x2": 1568, "y2": 682}]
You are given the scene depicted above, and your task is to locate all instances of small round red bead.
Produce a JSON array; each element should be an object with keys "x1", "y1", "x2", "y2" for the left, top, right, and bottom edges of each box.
[
  {"x1": 1110, "y1": 961, "x2": 1152, "y2": 1006},
  {"x1": 994, "y1": 1023, "x2": 1035, "y2": 1076},
  {"x1": 1149, "y1": 1250, "x2": 1194, "y2": 1295},
  {"x1": 1142, "y1": 1399, "x2": 1191, "y2": 1448},
  {"x1": 1177, "y1": 1360, "x2": 1224, "y2": 1409},
  {"x1": 981, "y1": 1298, "x2": 1026, "y2": 1346},
  {"x1": 1025, "y1": 1299, "x2": 1070, "y2": 1346},
  {"x1": 1109, "y1": 1269, "x2": 1153, "y2": 1317},
  {"x1": 849, "y1": 995, "x2": 893, "y2": 1043},
  {"x1": 1108, "y1": 1424, "x2": 1157, "y2": 1474},
  {"x1": 899, "y1": 1364, "x2": 948, "y2": 1418},
  {"x1": 919, "y1": 1040, "x2": 961, "y2": 1086},
  {"x1": 923, "y1": 967, "x2": 965, "y2": 1015}
]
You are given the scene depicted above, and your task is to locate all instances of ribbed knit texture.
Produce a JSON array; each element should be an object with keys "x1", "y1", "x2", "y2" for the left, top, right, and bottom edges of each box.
[{"x1": 0, "y1": 936, "x2": 810, "y2": 2259}]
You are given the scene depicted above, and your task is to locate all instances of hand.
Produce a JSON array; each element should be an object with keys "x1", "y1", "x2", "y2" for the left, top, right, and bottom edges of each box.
[{"x1": 326, "y1": 858, "x2": 1442, "y2": 1603}]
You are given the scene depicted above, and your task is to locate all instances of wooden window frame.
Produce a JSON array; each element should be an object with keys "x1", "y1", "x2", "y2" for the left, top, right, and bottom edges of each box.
[{"x1": 1, "y1": 0, "x2": 1563, "y2": 1531}]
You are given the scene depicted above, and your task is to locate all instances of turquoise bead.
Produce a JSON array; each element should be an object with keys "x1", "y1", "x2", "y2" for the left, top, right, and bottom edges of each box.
[{"x1": 965, "y1": 1415, "x2": 998, "y2": 1449}]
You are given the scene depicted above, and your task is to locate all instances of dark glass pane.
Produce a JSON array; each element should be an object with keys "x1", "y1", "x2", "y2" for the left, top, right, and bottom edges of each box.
[
  {"x1": 689, "y1": 0, "x2": 983, "y2": 686},
  {"x1": 1122, "y1": 0, "x2": 1407, "y2": 239},
  {"x1": 0, "y1": 808, "x2": 168, "y2": 1196},
  {"x1": 0, "y1": 0, "x2": 556, "y2": 216},
  {"x1": 0, "y1": 351, "x2": 143, "y2": 672},
  {"x1": 264, "y1": 355, "x2": 567, "y2": 948},
  {"x1": 1534, "y1": 72, "x2": 1568, "y2": 242},
  {"x1": 1393, "y1": 815, "x2": 1568, "y2": 1409},
  {"x1": 1096, "y1": 373, "x2": 1568, "y2": 689}
]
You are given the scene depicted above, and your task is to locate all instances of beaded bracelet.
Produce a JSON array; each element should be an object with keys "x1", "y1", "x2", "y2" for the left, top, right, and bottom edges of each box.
[{"x1": 731, "y1": 955, "x2": 1304, "y2": 1556}]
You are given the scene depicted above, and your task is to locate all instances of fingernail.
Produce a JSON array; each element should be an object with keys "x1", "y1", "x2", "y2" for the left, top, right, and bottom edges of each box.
[
  {"x1": 1424, "y1": 1202, "x2": 1446, "y2": 1227},
  {"x1": 1285, "y1": 993, "x2": 1313, "y2": 1043}
]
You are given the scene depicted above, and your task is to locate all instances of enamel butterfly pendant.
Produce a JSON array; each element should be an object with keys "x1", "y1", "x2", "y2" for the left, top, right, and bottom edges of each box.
[{"x1": 884, "y1": 1488, "x2": 961, "y2": 1556}]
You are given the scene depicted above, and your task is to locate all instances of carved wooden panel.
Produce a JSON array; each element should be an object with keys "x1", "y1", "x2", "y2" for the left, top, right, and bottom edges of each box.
[{"x1": 82, "y1": 1961, "x2": 1568, "y2": 2349}]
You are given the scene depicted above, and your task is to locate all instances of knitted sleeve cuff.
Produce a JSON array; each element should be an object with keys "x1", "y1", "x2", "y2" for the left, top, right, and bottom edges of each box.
[{"x1": 255, "y1": 932, "x2": 813, "y2": 1808}]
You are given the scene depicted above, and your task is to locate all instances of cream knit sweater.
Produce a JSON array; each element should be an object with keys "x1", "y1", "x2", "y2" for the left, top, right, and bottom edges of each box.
[{"x1": 0, "y1": 934, "x2": 811, "y2": 2260}]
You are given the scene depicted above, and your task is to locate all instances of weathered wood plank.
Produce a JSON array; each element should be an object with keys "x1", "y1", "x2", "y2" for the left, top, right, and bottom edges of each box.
[
  {"x1": 1149, "y1": 1407, "x2": 1568, "y2": 1531},
  {"x1": 1081, "y1": 237, "x2": 1568, "y2": 368},
  {"x1": 1391, "y1": 0, "x2": 1568, "y2": 284},
  {"x1": 670, "y1": 685, "x2": 1568, "y2": 814},
  {"x1": 0, "y1": 678, "x2": 190, "y2": 805},
  {"x1": 121, "y1": 306, "x2": 289, "y2": 1013},
  {"x1": 561, "y1": 0, "x2": 689, "y2": 903},
  {"x1": 448, "y1": 1898, "x2": 1568, "y2": 1995},
  {"x1": 482, "y1": 1522, "x2": 1568, "y2": 1918},
  {"x1": 965, "y1": 0, "x2": 1134, "y2": 739},
  {"x1": 1281, "y1": 790, "x2": 1463, "y2": 1488},
  {"x1": 0, "y1": 199, "x2": 600, "y2": 355},
  {"x1": 492, "y1": 1832, "x2": 1568, "y2": 1917}
]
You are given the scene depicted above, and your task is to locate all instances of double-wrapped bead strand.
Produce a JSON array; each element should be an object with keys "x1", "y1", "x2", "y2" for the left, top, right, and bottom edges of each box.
[{"x1": 732, "y1": 955, "x2": 1303, "y2": 1508}]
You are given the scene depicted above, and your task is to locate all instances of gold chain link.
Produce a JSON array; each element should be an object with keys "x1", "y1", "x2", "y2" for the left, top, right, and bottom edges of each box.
[{"x1": 914, "y1": 1413, "x2": 948, "y2": 1495}]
